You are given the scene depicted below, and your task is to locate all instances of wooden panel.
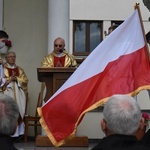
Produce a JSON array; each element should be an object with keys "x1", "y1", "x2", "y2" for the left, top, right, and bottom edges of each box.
[
  {"x1": 36, "y1": 135, "x2": 89, "y2": 147},
  {"x1": 37, "y1": 68, "x2": 76, "y2": 102},
  {"x1": 53, "y1": 72, "x2": 72, "y2": 93}
]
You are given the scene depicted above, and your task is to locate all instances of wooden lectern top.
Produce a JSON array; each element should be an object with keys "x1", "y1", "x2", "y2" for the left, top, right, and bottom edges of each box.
[{"x1": 37, "y1": 67, "x2": 76, "y2": 82}]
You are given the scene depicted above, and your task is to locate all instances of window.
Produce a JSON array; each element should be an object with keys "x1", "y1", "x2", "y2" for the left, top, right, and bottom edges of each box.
[{"x1": 73, "y1": 21, "x2": 103, "y2": 56}]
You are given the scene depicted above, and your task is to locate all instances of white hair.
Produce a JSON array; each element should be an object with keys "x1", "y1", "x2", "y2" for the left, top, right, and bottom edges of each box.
[{"x1": 103, "y1": 94, "x2": 141, "y2": 135}]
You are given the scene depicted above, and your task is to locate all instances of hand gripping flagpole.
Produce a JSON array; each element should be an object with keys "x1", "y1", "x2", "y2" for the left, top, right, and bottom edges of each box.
[{"x1": 134, "y1": 3, "x2": 150, "y2": 61}]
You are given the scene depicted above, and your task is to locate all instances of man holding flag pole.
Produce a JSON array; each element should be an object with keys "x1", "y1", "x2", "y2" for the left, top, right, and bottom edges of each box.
[{"x1": 38, "y1": 3, "x2": 150, "y2": 147}]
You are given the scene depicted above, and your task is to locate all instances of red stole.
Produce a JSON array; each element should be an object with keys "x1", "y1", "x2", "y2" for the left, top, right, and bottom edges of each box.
[
  {"x1": 54, "y1": 56, "x2": 66, "y2": 67},
  {"x1": 6, "y1": 67, "x2": 19, "y2": 77}
]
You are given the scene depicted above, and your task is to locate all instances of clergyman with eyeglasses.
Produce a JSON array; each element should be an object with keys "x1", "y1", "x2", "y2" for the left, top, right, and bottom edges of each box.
[
  {"x1": 41, "y1": 37, "x2": 77, "y2": 68},
  {"x1": 3, "y1": 51, "x2": 28, "y2": 138}
]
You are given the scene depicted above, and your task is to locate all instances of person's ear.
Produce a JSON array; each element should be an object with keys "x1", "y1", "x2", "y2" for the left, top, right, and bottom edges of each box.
[
  {"x1": 139, "y1": 117, "x2": 145, "y2": 131},
  {"x1": 136, "y1": 117, "x2": 146, "y2": 140},
  {"x1": 11, "y1": 122, "x2": 18, "y2": 135},
  {"x1": 101, "y1": 118, "x2": 107, "y2": 133}
]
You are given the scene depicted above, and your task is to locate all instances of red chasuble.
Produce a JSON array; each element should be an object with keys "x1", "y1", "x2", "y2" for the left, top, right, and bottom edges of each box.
[{"x1": 54, "y1": 56, "x2": 66, "y2": 67}]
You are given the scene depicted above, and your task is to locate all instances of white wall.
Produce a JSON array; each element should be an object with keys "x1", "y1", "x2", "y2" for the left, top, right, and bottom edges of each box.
[
  {"x1": 3, "y1": 0, "x2": 48, "y2": 118},
  {"x1": 0, "y1": 0, "x2": 3, "y2": 29},
  {"x1": 70, "y1": 0, "x2": 149, "y2": 20}
]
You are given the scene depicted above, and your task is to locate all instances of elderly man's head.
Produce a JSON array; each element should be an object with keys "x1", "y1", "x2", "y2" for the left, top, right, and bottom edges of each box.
[
  {"x1": 53, "y1": 37, "x2": 65, "y2": 54},
  {"x1": 101, "y1": 94, "x2": 144, "y2": 137}
]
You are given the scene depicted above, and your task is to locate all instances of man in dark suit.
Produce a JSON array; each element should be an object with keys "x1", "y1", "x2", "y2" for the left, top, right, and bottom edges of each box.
[
  {"x1": 91, "y1": 94, "x2": 149, "y2": 150},
  {"x1": 140, "y1": 129, "x2": 150, "y2": 147},
  {"x1": 0, "y1": 94, "x2": 19, "y2": 150}
]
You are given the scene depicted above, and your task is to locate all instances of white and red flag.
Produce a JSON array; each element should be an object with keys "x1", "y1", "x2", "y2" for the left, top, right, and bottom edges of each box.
[{"x1": 38, "y1": 8, "x2": 150, "y2": 146}]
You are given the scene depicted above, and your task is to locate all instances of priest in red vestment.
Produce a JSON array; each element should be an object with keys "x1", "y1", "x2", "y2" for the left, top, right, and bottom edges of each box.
[
  {"x1": 41, "y1": 37, "x2": 77, "y2": 68},
  {"x1": 3, "y1": 51, "x2": 28, "y2": 137}
]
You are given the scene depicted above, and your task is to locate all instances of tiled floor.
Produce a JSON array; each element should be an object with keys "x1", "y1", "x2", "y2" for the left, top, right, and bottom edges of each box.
[{"x1": 14, "y1": 137, "x2": 98, "y2": 150}]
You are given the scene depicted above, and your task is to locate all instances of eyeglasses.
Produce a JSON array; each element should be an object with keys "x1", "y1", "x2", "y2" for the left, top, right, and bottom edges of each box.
[
  {"x1": 54, "y1": 44, "x2": 63, "y2": 48},
  {"x1": 7, "y1": 56, "x2": 16, "y2": 58}
]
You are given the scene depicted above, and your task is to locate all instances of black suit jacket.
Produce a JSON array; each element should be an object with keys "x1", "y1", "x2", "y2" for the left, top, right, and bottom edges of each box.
[
  {"x1": 0, "y1": 135, "x2": 17, "y2": 150},
  {"x1": 91, "y1": 134, "x2": 149, "y2": 150},
  {"x1": 140, "y1": 129, "x2": 150, "y2": 147}
]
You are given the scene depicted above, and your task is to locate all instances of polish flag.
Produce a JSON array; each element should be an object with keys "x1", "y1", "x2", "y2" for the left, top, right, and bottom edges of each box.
[{"x1": 38, "y1": 9, "x2": 150, "y2": 146}]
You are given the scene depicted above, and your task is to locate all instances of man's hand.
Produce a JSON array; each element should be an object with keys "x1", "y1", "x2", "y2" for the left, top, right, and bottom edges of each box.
[
  {"x1": 11, "y1": 76, "x2": 17, "y2": 81},
  {"x1": 56, "y1": 61, "x2": 62, "y2": 67}
]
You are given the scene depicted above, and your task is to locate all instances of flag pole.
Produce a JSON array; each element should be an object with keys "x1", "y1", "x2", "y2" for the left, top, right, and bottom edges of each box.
[{"x1": 134, "y1": 3, "x2": 150, "y2": 61}]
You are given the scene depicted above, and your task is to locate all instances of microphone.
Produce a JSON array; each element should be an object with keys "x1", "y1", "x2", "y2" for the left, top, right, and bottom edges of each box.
[
  {"x1": 59, "y1": 49, "x2": 63, "y2": 53},
  {"x1": 60, "y1": 49, "x2": 73, "y2": 67}
]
